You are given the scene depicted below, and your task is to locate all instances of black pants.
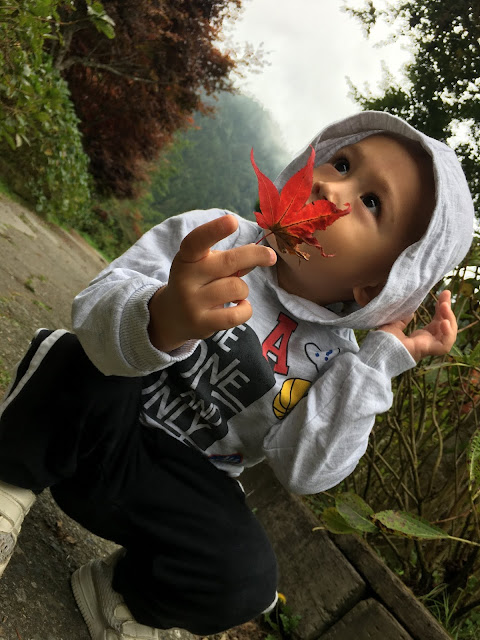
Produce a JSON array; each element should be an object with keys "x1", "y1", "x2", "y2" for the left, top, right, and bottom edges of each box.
[{"x1": 0, "y1": 330, "x2": 278, "y2": 635}]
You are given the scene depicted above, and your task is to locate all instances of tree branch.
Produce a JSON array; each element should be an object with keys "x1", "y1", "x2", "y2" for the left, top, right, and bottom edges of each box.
[{"x1": 57, "y1": 56, "x2": 158, "y2": 83}]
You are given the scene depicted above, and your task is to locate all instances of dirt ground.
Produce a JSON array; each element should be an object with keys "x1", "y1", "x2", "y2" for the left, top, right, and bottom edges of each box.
[{"x1": 0, "y1": 196, "x2": 268, "y2": 640}]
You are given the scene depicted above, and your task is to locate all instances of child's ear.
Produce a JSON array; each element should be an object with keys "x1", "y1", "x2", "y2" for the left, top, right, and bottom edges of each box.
[{"x1": 353, "y1": 282, "x2": 385, "y2": 307}]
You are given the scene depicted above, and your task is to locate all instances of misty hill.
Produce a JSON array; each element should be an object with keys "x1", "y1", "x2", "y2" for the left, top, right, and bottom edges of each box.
[{"x1": 140, "y1": 92, "x2": 290, "y2": 228}]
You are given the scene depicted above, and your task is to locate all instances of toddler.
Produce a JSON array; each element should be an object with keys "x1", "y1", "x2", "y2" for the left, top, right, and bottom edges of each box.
[{"x1": 0, "y1": 111, "x2": 474, "y2": 639}]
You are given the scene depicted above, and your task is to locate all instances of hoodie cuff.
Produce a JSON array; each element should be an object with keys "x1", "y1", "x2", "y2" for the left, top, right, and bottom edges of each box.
[
  {"x1": 119, "y1": 284, "x2": 199, "y2": 374},
  {"x1": 357, "y1": 330, "x2": 416, "y2": 379}
]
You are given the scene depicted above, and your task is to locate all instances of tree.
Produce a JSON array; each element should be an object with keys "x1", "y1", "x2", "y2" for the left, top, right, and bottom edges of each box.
[
  {"x1": 345, "y1": 0, "x2": 480, "y2": 209},
  {"x1": 49, "y1": 0, "x2": 254, "y2": 198}
]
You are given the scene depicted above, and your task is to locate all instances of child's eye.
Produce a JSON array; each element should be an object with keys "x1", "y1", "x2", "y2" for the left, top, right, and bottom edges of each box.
[
  {"x1": 333, "y1": 158, "x2": 349, "y2": 175},
  {"x1": 361, "y1": 194, "x2": 381, "y2": 217}
]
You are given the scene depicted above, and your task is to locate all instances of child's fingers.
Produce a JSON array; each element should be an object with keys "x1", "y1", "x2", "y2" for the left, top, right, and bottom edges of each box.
[
  {"x1": 178, "y1": 215, "x2": 239, "y2": 263},
  {"x1": 436, "y1": 290, "x2": 452, "y2": 316},
  {"x1": 176, "y1": 216, "x2": 276, "y2": 280},
  {"x1": 210, "y1": 243, "x2": 277, "y2": 279},
  {"x1": 203, "y1": 300, "x2": 254, "y2": 333},
  {"x1": 200, "y1": 276, "x2": 250, "y2": 309},
  {"x1": 441, "y1": 315, "x2": 457, "y2": 347},
  {"x1": 429, "y1": 292, "x2": 456, "y2": 352},
  {"x1": 437, "y1": 291, "x2": 456, "y2": 327},
  {"x1": 437, "y1": 289, "x2": 451, "y2": 304}
]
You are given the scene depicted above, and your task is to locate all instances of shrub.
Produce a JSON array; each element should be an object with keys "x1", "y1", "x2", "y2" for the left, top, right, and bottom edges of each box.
[{"x1": 0, "y1": 1, "x2": 93, "y2": 226}]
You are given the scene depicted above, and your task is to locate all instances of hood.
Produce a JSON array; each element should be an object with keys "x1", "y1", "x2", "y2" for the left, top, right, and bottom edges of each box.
[{"x1": 274, "y1": 111, "x2": 475, "y2": 329}]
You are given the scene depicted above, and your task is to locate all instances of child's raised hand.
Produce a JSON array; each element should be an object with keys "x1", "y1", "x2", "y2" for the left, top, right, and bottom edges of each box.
[
  {"x1": 148, "y1": 215, "x2": 277, "y2": 352},
  {"x1": 378, "y1": 290, "x2": 457, "y2": 362}
]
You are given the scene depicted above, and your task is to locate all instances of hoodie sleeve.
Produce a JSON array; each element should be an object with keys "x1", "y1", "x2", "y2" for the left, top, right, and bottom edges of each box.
[
  {"x1": 262, "y1": 329, "x2": 416, "y2": 494},
  {"x1": 72, "y1": 209, "x2": 239, "y2": 376}
]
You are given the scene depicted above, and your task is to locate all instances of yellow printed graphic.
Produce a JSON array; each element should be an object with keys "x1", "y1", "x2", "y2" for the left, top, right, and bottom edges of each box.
[{"x1": 273, "y1": 378, "x2": 311, "y2": 420}]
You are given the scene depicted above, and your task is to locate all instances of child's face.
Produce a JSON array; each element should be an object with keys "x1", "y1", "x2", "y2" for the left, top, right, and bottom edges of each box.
[{"x1": 269, "y1": 134, "x2": 434, "y2": 307}]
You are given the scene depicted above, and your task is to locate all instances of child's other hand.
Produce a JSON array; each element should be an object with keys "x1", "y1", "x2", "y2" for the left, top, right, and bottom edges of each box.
[
  {"x1": 148, "y1": 215, "x2": 277, "y2": 352},
  {"x1": 378, "y1": 290, "x2": 457, "y2": 363}
]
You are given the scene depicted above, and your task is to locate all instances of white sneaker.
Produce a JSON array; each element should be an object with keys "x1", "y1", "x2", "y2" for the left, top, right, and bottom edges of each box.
[
  {"x1": 0, "y1": 480, "x2": 36, "y2": 578},
  {"x1": 71, "y1": 549, "x2": 163, "y2": 640}
]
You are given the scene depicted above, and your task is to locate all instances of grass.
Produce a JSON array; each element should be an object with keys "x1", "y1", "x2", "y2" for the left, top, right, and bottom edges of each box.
[
  {"x1": 32, "y1": 299, "x2": 52, "y2": 311},
  {"x1": 24, "y1": 274, "x2": 47, "y2": 294},
  {"x1": 419, "y1": 581, "x2": 480, "y2": 639},
  {"x1": 0, "y1": 357, "x2": 11, "y2": 395}
]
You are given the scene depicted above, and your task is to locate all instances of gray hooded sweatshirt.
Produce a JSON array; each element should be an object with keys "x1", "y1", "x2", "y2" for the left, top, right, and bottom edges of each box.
[{"x1": 72, "y1": 111, "x2": 475, "y2": 494}]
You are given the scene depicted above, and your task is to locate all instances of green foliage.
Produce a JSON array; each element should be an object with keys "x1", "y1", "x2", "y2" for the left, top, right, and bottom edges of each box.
[
  {"x1": 0, "y1": 1, "x2": 107, "y2": 226},
  {"x1": 264, "y1": 599, "x2": 301, "y2": 640},
  {"x1": 320, "y1": 507, "x2": 358, "y2": 534},
  {"x1": 87, "y1": 1, "x2": 116, "y2": 39},
  {"x1": 82, "y1": 196, "x2": 145, "y2": 260},
  {"x1": 374, "y1": 511, "x2": 479, "y2": 546},
  {"x1": 344, "y1": 0, "x2": 480, "y2": 211},
  {"x1": 335, "y1": 491, "x2": 377, "y2": 533},
  {"x1": 317, "y1": 494, "x2": 479, "y2": 545},
  {"x1": 0, "y1": 2, "x2": 269, "y2": 256},
  {"x1": 419, "y1": 578, "x2": 480, "y2": 639},
  {"x1": 138, "y1": 136, "x2": 190, "y2": 231},
  {"x1": 140, "y1": 92, "x2": 290, "y2": 229}
]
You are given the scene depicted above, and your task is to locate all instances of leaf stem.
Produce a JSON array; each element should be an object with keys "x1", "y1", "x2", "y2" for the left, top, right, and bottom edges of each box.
[
  {"x1": 446, "y1": 535, "x2": 480, "y2": 547},
  {"x1": 255, "y1": 231, "x2": 272, "y2": 245}
]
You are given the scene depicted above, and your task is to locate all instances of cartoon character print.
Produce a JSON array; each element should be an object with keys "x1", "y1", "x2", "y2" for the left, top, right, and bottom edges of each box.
[
  {"x1": 272, "y1": 342, "x2": 340, "y2": 420},
  {"x1": 305, "y1": 343, "x2": 340, "y2": 372},
  {"x1": 273, "y1": 378, "x2": 311, "y2": 419}
]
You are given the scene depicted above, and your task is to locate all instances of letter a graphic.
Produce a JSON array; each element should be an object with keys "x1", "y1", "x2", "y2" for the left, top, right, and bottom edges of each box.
[{"x1": 262, "y1": 313, "x2": 298, "y2": 375}]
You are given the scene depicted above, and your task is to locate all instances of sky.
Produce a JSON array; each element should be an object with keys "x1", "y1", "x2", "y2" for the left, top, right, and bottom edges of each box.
[{"x1": 226, "y1": 0, "x2": 411, "y2": 155}]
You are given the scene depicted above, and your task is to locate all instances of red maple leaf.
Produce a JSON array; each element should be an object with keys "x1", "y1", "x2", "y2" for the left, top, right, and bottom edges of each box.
[{"x1": 251, "y1": 147, "x2": 351, "y2": 260}]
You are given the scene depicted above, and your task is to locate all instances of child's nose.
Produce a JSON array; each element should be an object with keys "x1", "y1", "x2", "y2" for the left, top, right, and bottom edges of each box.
[{"x1": 311, "y1": 180, "x2": 343, "y2": 208}]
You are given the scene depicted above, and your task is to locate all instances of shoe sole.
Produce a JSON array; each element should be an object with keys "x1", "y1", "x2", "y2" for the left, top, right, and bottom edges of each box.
[
  {"x1": 71, "y1": 562, "x2": 105, "y2": 640},
  {"x1": 0, "y1": 484, "x2": 36, "y2": 579},
  {"x1": 0, "y1": 532, "x2": 16, "y2": 578}
]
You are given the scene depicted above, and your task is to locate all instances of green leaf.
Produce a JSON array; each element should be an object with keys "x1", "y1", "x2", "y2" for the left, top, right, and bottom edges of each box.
[
  {"x1": 468, "y1": 342, "x2": 480, "y2": 366},
  {"x1": 92, "y1": 19, "x2": 115, "y2": 39},
  {"x1": 336, "y1": 492, "x2": 377, "y2": 533},
  {"x1": 3, "y1": 131, "x2": 16, "y2": 150},
  {"x1": 449, "y1": 343, "x2": 464, "y2": 359},
  {"x1": 319, "y1": 507, "x2": 358, "y2": 534},
  {"x1": 90, "y1": 1, "x2": 107, "y2": 13},
  {"x1": 87, "y1": 3, "x2": 116, "y2": 38},
  {"x1": 373, "y1": 511, "x2": 480, "y2": 546},
  {"x1": 373, "y1": 511, "x2": 451, "y2": 540},
  {"x1": 29, "y1": 0, "x2": 55, "y2": 18}
]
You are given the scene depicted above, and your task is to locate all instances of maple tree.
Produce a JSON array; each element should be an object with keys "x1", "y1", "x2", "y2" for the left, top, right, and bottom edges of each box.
[
  {"x1": 251, "y1": 147, "x2": 350, "y2": 260},
  {"x1": 49, "y1": 0, "x2": 249, "y2": 197}
]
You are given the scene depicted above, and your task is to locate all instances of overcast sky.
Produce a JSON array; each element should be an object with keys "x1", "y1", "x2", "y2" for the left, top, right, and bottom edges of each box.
[{"x1": 226, "y1": 0, "x2": 411, "y2": 154}]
